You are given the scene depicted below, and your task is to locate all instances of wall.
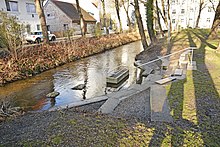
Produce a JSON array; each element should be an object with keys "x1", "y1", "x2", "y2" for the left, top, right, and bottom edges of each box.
[
  {"x1": 44, "y1": 1, "x2": 72, "y2": 34},
  {"x1": 0, "y1": 0, "x2": 40, "y2": 32}
]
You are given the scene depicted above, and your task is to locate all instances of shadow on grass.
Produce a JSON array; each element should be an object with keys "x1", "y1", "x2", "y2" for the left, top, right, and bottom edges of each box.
[
  {"x1": 190, "y1": 30, "x2": 220, "y2": 146},
  {"x1": 149, "y1": 29, "x2": 220, "y2": 146}
]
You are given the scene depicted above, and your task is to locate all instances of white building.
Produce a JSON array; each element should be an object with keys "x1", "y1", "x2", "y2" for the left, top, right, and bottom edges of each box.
[
  {"x1": 44, "y1": 0, "x2": 100, "y2": 22},
  {"x1": 0, "y1": 0, "x2": 41, "y2": 32},
  {"x1": 158, "y1": 0, "x2": 219, "y2": 31}
]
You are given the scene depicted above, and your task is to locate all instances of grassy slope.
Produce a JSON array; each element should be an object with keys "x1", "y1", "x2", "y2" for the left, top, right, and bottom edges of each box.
[{"x1": 119, "y1": 29, "x2": 220, "y2": 146}]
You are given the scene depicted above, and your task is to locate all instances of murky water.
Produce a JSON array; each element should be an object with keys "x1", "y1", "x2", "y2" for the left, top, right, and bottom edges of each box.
[{"x1": 0, "y1": 41, "x2": 143, "y2": 111}]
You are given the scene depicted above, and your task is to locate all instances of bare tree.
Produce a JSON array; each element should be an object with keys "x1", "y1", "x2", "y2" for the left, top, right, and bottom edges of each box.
[
  {"x1": 114, "y1": 0, "x2": 123, "y2": 32},
  {"x1": 155, "y1": 0, "x2": 164, "y2": 37},
  {"x1": 76, "y1": 0, "x2": 86, "y2": 36},
  {"x1": 35, "y1": 0, "x2": 49, "y2": 44},
  {"x1": 167, "y1": 0, "x2": 172, "y2": 32},
  {"x1": 100, "y1": 0, "x2": 109, "y2": 34},
  {"x1": 209, "y1": 1, "x2": 220, "y2": 38},
  {"x1": 121, "y1": 0, "x2": 132, "y2": 31},
  {"x1": 132, "y1": 0, "x2": 148, "y2": 50},
  {"x1": 195, "y1": 0, "x2": 208, "y2": 28},
  {"x1": 146, "y1": 0, "x2": 157, "y2": 43},
  {"x1": 160, "y1": 0, "x2": 168, "y2": 28}
]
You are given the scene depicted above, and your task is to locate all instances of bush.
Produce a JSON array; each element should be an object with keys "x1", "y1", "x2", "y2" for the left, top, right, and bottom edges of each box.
[{"x1": 0, "y1": 12, "x2": 25, "y2": 59}]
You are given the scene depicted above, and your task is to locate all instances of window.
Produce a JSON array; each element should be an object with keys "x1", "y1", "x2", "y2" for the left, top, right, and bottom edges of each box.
[
  {"x1": 47, "y1": 25, "x2": 50, "y2": 31},
  {"x1": 26, "y1": 24, "x2": 31, "y2": 33},
  {"x1": 26, "y1": 3, "x2": 36, "y2": 13},
  {"x1": 181, "y1": 19, "x2": 184, "y2": 23},
  {"x1": 37, "y1": 24, "x2": 41, "y2": 30},
  {"x1": 171, "y1": 0, "x2": 175, "y2": 4},
  {"x1": 181, "y1": 9, "x2": 185, "y2": 14},
  {"x1": 190, "y1": 8, "x2": 194, "y2": 12},
  {"x1": 207, "y1": 18, "x2": 210, "y2": 22},
  {"x1": 172, "y1": 9, "x2": 176, "y2": 14},
  {"x1": 5, "y1": 0, "x2": 18, "y2": 12},
  {"x1": 63, "y1": 24, "x2": 69, "y2": 30},
  {"x1": 46, "y1": 11, "x2": 55, "y2": 19},
  {"x1": 172, "y1": 19, "x2": 175, "y2": 23}
]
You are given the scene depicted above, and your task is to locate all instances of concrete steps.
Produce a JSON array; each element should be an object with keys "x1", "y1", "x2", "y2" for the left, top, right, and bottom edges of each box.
[
  {"x1": 150, "y1": 85, "x2": 173, "y2": 122},
  {"x1": 98, "y1": 86, "x2": 150, "y2": 114}
]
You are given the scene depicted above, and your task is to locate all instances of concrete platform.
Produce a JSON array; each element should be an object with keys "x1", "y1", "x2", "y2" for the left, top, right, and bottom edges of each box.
[
  {"x1": 49, "y1": 95, "x2": 108, "y2": 111},
  {"x1": 187, "y1": 61, "x2": 197, "y2": 70},
  {"x1": 173, "y1": 68, "x2": 183, "y2": 76},
  {"x1": 150, "y1": 85, "x2": 173, "y2": 122},
  {"x1": 98, "y1": 86, "x2": 150, "y2": 114},
  {"x1": 155, "y1": 77, "x2": 176, "y2": 85}
]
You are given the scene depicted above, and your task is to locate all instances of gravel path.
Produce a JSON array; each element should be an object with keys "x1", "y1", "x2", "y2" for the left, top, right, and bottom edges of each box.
[
  {"x1": 0, "y1": 103, "x2": 127, "y2": 146},
  {"x1": 112, "y1": 88, "x2": 151, "y2": 122}
]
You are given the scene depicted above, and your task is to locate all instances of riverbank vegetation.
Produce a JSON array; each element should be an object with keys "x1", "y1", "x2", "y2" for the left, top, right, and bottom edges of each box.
[{"x1": 0, "y1": 32, "x2": 140, "y2": 86}]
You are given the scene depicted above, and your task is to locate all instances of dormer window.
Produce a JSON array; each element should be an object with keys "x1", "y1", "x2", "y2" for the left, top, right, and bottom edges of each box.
[{"x1": 5, "y1": 0, "x2": 18, "y2": 12}]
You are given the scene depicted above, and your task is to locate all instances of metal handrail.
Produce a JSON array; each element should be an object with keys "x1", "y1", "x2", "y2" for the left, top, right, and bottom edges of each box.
[{"x1": 136, "y1": 46, "x2": 197, "y2": 68}]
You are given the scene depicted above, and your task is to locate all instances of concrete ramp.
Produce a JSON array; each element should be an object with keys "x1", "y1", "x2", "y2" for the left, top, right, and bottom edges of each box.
[{"x1": 150, "y1": 85, "x2": 173, "y2": 122}]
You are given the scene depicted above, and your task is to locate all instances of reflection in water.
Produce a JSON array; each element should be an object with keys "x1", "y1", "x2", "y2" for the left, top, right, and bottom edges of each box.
[{"x1": 0, "y1": 41, "x2": 143, "y2": 111}]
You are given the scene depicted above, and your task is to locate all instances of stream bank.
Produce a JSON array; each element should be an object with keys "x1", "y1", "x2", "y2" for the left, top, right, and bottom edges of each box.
[{"x1": 0, "y1": 32, "x2": 140, "y2": 86}]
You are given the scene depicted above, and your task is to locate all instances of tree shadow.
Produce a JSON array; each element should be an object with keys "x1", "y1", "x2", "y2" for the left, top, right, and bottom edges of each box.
[
  {"x1": 192, "y1": 30, "x2": 217, "y2": 49},
  {"x1": 190, "y1": 30, "x2": 220, "y2": 146}
]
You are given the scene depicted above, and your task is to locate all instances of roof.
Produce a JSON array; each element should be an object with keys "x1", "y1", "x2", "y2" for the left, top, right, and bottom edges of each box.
[{"x1": 51, "y1": 0, "x2": 96, "y2": 23}]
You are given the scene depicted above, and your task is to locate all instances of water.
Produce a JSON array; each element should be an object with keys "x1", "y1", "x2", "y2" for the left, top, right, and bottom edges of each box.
[{"x1": 0, "y1": 41, "x2": 143, "y2": 111}]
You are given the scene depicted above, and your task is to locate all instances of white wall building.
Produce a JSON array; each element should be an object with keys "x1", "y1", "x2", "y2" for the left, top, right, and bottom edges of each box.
[
  {"x1": 45, "y1": 0, "x2": 100, "y2": 22},
  {"x1": 157, "y1": 0, "x2": 219, "y2": 31},
  {"x1": 0, "y1": 0, "x2": 41, "y2": 32}
]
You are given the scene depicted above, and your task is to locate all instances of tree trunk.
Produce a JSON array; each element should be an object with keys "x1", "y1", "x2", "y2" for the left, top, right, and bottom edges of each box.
[
  {"x1": 167, "y1": 0, "x2": 172, "y2": 32},
  {"x1": 133, "y1": 0, "x2": 148, "y2": 50},
  {"x1": 35, "y1": 0, "x2": 49, "y2": 44},
  {"x1": 101, "y1": 0, "x2": 109, "y2": 34},
  {"x1": 156, "y1": 0, "x2": 164, "y2": 37},
  {"x1": 122, "y1": 0, "x2": 131, "y2": 31},
  {"x1": 209, "y1": 1, "x2": 220, "y2": 38},
  {"x1": 161, "y1": 0, "x2": 168, "y2": 28},
  {"x1": 115, "y1": 0, "x2": 122, "y2": 32},
  {"x1": 76, "y1": 0, "x2": 86, "y2": 37},
  {"x1": 146, "y1": 0, "x2": 157, "y2": 44},
  {"x1": 195, "y1": 0, "x2": 204, "y2": 28}
]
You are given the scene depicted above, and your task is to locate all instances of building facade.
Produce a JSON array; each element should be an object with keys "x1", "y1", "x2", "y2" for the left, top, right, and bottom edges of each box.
[
  {"x1": 44, "y1": 0, "x2": 96, "y2": 35},
  {"x1": 0, "y1": 0, "x2": 41, "y2": 32},
  {"x1": 157, "y1": 0, "x2": 219, "y2": 31}
]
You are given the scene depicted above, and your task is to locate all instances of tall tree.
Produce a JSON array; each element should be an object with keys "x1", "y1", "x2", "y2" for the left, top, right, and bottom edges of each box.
[
  {"x1": 161, "y1": 0, "x2": 168, "y2": 28},
  {"x1": 195, "y1": 0, "x2": 208, "y2": 28},
  {"x1": 167, "y1": 0, "x2": 172, "y2": 32},
  {"x1": 155, "y1": 0, "x2": 164, "y2": 37},
  {"x1": 121, "y1": 0, "x2": 132, "y2": 31},
  {"x1": 146, "y1": 0, "x2": 157, "y2": 43},
  {"x1": 133, "y1": 0, "x2": 148, "y2": 50},
  {"x1": 209, "y1": 1, "x2": 220, "y2": 38},
  {"x1": 101, "y1": 0, "x2": 109, "y2": 34},
  {"x1": 114, "y1": 0, "x2": 123, "y2": 32},
  {"x1": 76, "y1": 0, "x2": 86, "y2": 36},
  {"x1": 35, "y1": 0, "x2": 49, "y2": 44}
]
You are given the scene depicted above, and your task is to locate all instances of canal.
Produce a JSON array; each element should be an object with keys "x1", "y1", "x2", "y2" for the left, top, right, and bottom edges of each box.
[{"x1": 0, "y1": 41, "x2": 143, "y2": 111}]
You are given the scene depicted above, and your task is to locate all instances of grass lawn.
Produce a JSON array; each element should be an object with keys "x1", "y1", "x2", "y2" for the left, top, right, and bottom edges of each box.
[{"x1": 119, "y1": 29, "x2": 220, "y2": 146}]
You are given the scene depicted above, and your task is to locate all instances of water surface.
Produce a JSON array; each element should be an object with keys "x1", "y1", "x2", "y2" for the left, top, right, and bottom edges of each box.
[{"x1": 0, "y1": 41, "x2": 143, "y2": 111}]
